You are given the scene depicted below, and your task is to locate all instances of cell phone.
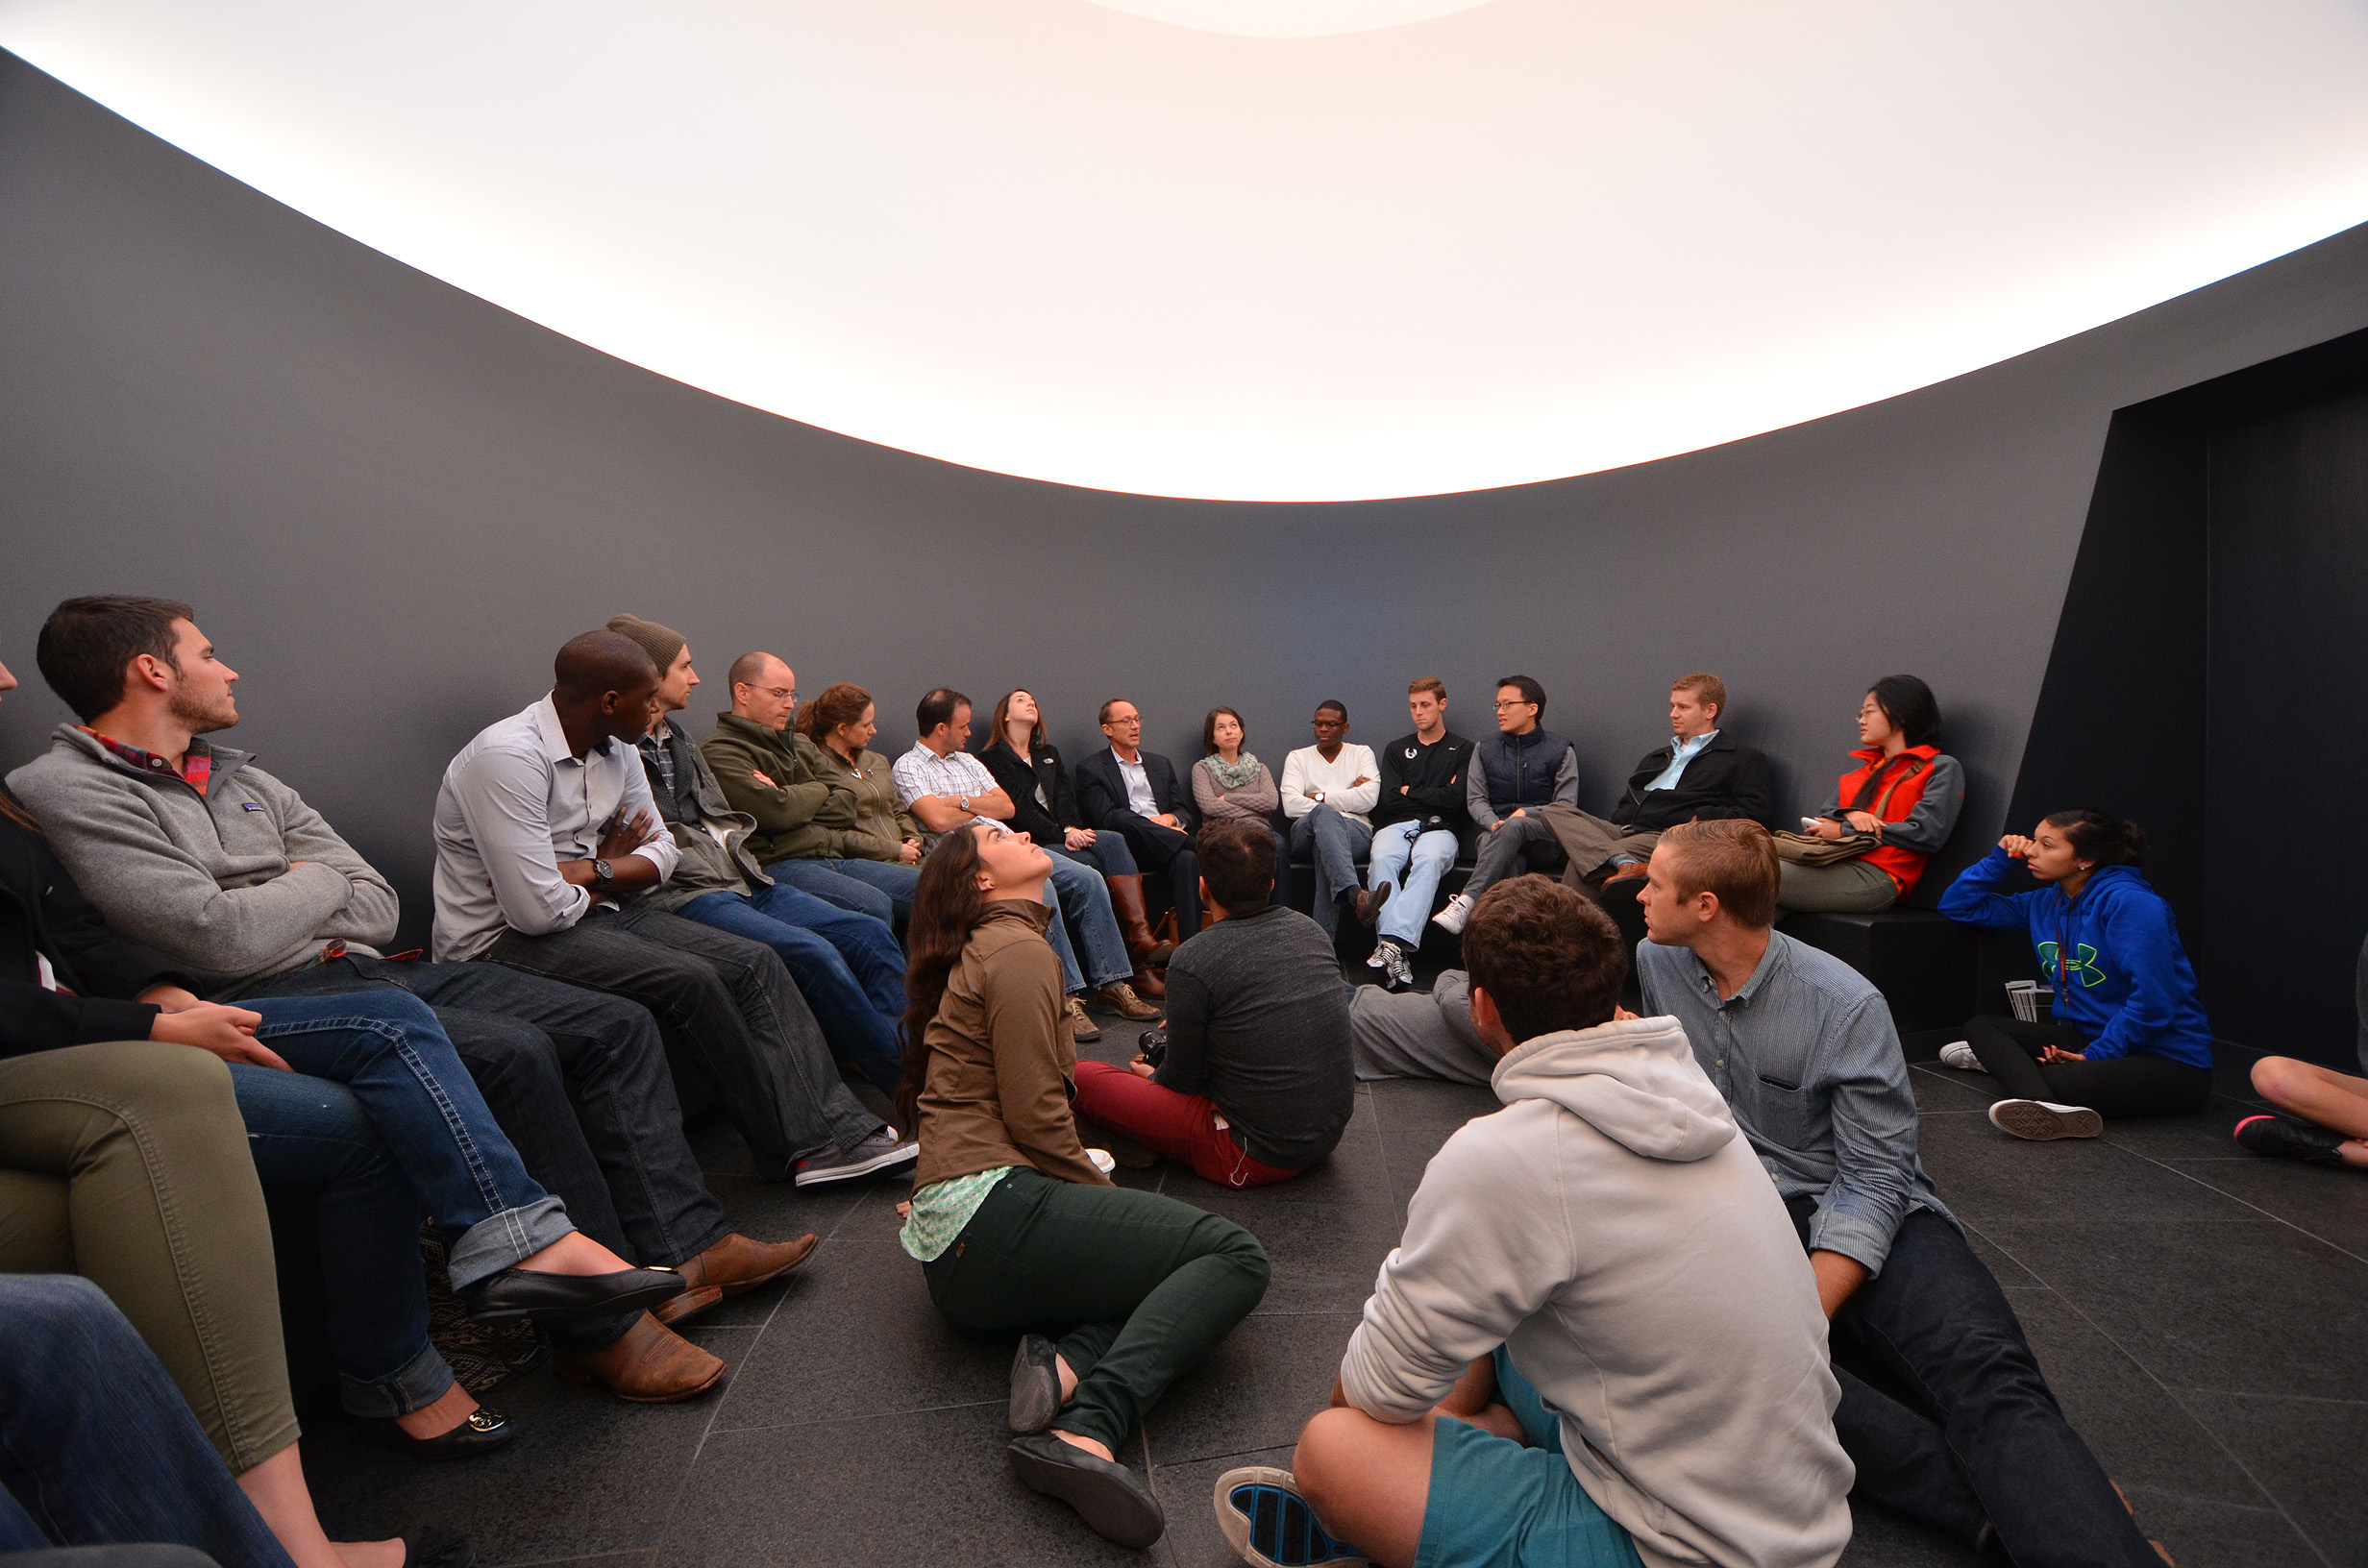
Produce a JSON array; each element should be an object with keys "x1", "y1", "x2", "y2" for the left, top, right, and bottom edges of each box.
[{"x1": 1801, "y1": 817, "x2": 1821, "y2": 831}]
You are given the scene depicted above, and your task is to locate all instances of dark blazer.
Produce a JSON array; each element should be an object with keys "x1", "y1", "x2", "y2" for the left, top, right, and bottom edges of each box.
[
  {"x1": 1073, "y1": 746, "x2": 1195, "y2": 836},
  {"x1": 977, "y1": 739, "x2": 1085, "y2": 845},
  {"x1": 2, "y1": 797, "x2": 190, "y2": 1060},
  {"x1": 1611, "y1": 732, "x2": 1776, "y2": 831}
]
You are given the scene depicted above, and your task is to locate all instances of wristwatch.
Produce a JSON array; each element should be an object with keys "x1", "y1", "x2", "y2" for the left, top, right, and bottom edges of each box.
[
  {"x1": 958, "y1": 795, "x2": 970, "y2": 813},
  {"x1": 591, "y1": 858, "x2": 614, "y2": 889},
  {"x1": 1314, "y1": 790, "x2": 1326, "y2": 803}
]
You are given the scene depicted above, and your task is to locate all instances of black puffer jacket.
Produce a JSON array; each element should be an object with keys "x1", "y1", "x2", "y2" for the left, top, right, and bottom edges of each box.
[{"x1": 1, "y1": 790, "x2": 190, "y2": 1060}]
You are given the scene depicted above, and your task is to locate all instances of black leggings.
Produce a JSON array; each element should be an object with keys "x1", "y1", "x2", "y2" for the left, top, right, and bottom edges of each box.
[{"x1": 1962, "y1": 1015, "x2": 2211, "y2": 1119}]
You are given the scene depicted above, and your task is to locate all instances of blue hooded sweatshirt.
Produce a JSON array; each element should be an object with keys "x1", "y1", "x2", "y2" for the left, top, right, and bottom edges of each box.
[{"x1": 1938, "y1": 847, "x2": 2213, "y2": 1068}]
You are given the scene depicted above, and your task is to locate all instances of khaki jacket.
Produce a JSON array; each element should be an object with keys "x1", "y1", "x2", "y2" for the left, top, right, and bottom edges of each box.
[
  {"x1": 911, "y1": 901, "x2": 1110, "y2": 1191},
  {"x1": 806, "y1": 740, "x2": 922, "y2": 864}
]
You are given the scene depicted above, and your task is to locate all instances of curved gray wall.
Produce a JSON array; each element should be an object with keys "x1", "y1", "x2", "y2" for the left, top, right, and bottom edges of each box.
[{"x1": 4, "y1": 50, "x2": 2367, "y2": 954}]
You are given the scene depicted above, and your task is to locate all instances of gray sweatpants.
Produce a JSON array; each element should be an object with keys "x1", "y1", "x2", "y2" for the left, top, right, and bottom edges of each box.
[{"x1": 1349, "y1": 970, "x2": 1497, "y2": 1086}]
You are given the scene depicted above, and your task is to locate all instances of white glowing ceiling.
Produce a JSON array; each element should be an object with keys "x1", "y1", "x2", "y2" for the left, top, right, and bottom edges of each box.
[{"x1": 4, "y1": 1, "x2": 2366, "y2": 501}]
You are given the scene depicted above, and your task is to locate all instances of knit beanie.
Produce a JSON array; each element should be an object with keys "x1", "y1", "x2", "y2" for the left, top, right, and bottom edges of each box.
[{"x1": 604, "y1": 614, "x2": 685, "y2": 674}]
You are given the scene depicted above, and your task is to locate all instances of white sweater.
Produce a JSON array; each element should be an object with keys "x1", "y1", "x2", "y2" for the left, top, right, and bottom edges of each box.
[
  {"x1": 1339, "y1": 1017, "x2": 1854, "y2": 1568},
  {"x1": 1278, "y1": 743, "x2": 1380, "y2": 826}
]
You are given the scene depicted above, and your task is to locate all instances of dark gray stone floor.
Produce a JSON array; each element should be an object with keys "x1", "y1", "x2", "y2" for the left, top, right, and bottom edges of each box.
[{"x1": 301, "y1": 985, "x2": 2367, "y2": 1568}]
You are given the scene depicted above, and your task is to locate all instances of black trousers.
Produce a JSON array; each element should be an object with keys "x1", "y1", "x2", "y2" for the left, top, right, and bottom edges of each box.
[
  {"x1": 1962, "y1": 1015, "x2": 2211, "y2": 1118},
  {"x1": 1104, "y1": 816, "x2": 1201, "y2": 935},
  {"x1": 1789, "y1": 1202, "x2": 2160, "y2": 1568}
]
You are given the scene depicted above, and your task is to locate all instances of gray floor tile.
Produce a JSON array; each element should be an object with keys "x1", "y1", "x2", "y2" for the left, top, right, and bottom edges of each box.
[
  {"x1": 1916, "y1": 1115, "x2": 2263, "y2": 1224},
  {"x1": 1171, "y1": 1188, "x2": 1407, "y2": 1315},
  {"x1": 2092, "y1": 1100, "x2": 2270, "y2": 1162},
  {"x1": 2183, "y1": 1390, "x2": 2368, "y2": 1568},
  {"x1": 2162, "y1": 1154, "x2": 2368, "y2": 1260},
  {"x1": 1905, "y1": 1064, "x2": 1999, "y2": 1113},
  {"x1": 1147, "y1": 1311, "x2": 1360, "y2": 1465},
  {"x1": 2111, "y1": 1485, "x2": 2325, "y2": 1568},
  {"x1": 1366, "y1": 1077, "x2": 1498, "y2": 1142}
]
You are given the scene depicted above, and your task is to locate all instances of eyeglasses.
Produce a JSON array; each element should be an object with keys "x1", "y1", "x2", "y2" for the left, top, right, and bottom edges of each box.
[
  {"x1": 1494, "y1": 698, "x2": 1535, "y2": 710},
  {"x1": 741, "y1": 685, "x2": 796, "y2": 702}
]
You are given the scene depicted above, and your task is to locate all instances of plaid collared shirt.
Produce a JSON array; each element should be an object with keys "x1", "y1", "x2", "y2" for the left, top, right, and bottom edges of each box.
[{"x1": 79, "y1": 727, "x2": 212, "y2": 796}]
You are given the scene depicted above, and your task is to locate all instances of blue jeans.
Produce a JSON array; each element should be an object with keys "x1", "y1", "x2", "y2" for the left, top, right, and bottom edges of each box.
[
  {"x1": 227, "y1": 1057, "x2": 450, "y2": 1418},
  {"x1": 1043, "y1": 850, "x2": 1135, "y2": 993},
  {"x1": 1048, "y1": 831, "x2": 1137, "y2": 877},
  {"x1": 245, "y1": 991, "x2": 569, "y2": 1289},
  {"x1": 679, "y1": 885, "x2": 907, "y2": 1097},
  {"x1": 1290, "y1": 805, "x2": 1373, "y2": 935},
  {"x1": 0, "y1": 1275, "x2": 296, "y2": 1566},
  {"x1": 1369, "y1": 822, "x2": 1460, "y2": 948},
  {"x1": 764, "y1": 856, "x2": 921, "y2": 926}
]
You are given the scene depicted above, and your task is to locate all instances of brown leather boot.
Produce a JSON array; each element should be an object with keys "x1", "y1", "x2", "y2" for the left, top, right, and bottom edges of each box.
[
  {"x1": 554, "y1": 1312, "x2": 726, "y2": 1403},
  {"x1": 1105, "y1": 874, "x2": 1173, "y2": 968},
  {"x1": 653, "y1": 1231, "x2": 820, "y2": 1327}
]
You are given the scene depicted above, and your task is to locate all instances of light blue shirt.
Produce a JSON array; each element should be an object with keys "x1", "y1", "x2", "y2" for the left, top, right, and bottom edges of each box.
[{"x1": 1643, "y1": 729, "x2": 1718, "y2": 793}]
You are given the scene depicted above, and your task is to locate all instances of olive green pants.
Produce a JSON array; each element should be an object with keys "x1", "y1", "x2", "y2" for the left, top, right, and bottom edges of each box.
[
  {"x1": 1776, "y1": 856, "x2": 1899, "y2": 914},
  {"x1": 0, "y1": 1041, "x2": 299, "y2": 1474}
]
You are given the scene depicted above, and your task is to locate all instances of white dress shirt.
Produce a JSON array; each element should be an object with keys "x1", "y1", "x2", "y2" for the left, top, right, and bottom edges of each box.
[
  {"x1": 1111, "y1": 748, "x2": 1160, "y2": 818},
  {"x1": 431, "y1": 695, "x2": 680, "y2": 962},
  {"x1": 1280, "y1": 743, "x2": 1381, "y2": 827}
]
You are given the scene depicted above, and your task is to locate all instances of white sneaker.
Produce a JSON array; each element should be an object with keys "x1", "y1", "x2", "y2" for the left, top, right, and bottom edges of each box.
[
  {"x1": 1366, "y1": 945, "x2": 1390, "y2": 969},
  {"x1": 1987, "y1": 1099, "x2": 2104, "y2": 1141},
  {"x1": 1937, "y1": 1041, "x2": 1980, "y2": 1071},
  {"x1": 1432, "y1": 894, "x2": 1474, "y2": 935}
]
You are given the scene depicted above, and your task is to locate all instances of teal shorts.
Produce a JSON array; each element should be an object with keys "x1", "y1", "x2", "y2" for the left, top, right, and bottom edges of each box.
[{"x1": 1413, "y1": 1347, "x2": 1644, "y2": 1568}]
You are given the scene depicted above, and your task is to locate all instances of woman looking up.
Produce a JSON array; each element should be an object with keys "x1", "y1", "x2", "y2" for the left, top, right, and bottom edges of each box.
[
  {"x1": 1780, "y1": 674, "x2": 1963, "y2": 914},
  {"x1": 1937, "y1": 811, "x2": 2213, "y2": 1139},
  {"x1": 895, "y1": 822, "x2": 1270, "y2": 1549},
  {"x1": 1189, "y1": 707, "x2": 1292, "y2": 912}
]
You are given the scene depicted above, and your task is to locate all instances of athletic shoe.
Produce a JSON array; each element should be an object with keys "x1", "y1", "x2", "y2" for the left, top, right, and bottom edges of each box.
[
  {"x1": 1379, "y1": 941, "x2": 1415, "y2": 994},
  {"x1": 1432, "y1": 894, "x2": 1474, "y2": 935},
  {"x1": 1009, "y1": 1334, "x2": 1064, "y2": 1433},
  {"x1": 1937, "y1": 1041, "x2": 1980, "y2": 1071},
  {"x1": 1987, "y1": 1099, "x2": 2104, "y2": 1140},
  {"x1": 1365, "y1": 945, "x2": 1389, "y2": 969},
  {"x1": 793, "y1": 1129, "x2": 919, "y2": 1187},
  {"x1": 2233, "y1": 1114, "x2": 2354, "y2": 1166},
  {"x1": 1213, "y1": 1466, "x2": 1368, "y2": 1567},
  {"x1": 1007, "y1": 1433, "x2": 1166, "y2": 1548}
]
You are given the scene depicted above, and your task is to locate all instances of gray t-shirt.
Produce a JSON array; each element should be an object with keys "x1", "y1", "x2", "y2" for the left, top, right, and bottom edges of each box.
[{"x1": 1157, "y1": 904, "x2": 1355, "y2": 1168}]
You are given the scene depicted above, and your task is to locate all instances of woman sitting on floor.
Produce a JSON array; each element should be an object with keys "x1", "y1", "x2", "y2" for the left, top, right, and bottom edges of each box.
[
  {"x1": 894, "y1": 821, "x2": 1270, "y2": 1549},
  {"x1": 1780, "y1": 674, "x2": 1963, "y2": 914},
  {"x1": 1937, "y1": 810, "x2": 2213, "y2": 1139},
  {"x1": 2232, "y1": 933, "x2": 2368, "y2": 1169},
  {"x1": 1188, "y1": 706, "x2": 1292, "y2": 913}
]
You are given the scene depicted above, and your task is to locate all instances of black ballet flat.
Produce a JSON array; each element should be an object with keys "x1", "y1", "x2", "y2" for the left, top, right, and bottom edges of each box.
[
  {"x1": 400, "y1": 1526, "x2": 476, "y2": 1568},
  {"x1": 464, "y1": 1264, "x2": 684, "y2": 1323},
  {"x1": 386, "y1": 1406, "x2": 514, "y2": 1460}
]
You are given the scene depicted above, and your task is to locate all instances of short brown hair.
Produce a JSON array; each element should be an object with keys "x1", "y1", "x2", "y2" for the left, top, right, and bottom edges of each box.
[
  {"x1": 1672, "y1": 673, "x2": 1726, "y2": 716},
  {"x1": 1461, "y1": 875, "x2": 1626, "y2": 1043},
  {"x1": 1658, "y1": 819, "x2": 1778, "y2": 930},
  {"x1": 37, "y1": 595, "x2": 195, "y2": 722},
  {"x1": 1197, "y1": 819, "x2": 1275, "y2": 915},
  {"x1": 1408, "y1": 676, "x2": 1446, "y2": 701}
]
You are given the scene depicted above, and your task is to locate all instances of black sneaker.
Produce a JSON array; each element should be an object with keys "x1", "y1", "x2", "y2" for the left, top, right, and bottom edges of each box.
[
  {"x1": 793, "y1": 1129, "x2": 918, "y2": 1187},
  {"x1": 2233, "y1": 1114, "x2": 2355, "y2": 1167}
]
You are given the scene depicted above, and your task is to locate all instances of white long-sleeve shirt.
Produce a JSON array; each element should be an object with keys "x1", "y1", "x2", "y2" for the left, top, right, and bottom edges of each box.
[
  {"x1": 432, "y1": 695, "x2": 680, "y2": 961},
  {"x1": 1279, "y1": 744, "x2": 1380, "y2": 827}
]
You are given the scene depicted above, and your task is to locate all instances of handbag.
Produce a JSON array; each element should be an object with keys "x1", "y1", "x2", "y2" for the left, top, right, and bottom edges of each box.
[{"x1": 1770, "y1": 754, "x2": 1930, "y2": 867}]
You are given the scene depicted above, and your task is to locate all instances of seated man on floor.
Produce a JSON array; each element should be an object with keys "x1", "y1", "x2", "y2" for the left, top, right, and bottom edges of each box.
[
  {"x1": 703, "y1": 649, "x2": 919, "y2": 927},
  {"x1": 1074, "y1": 698, "x2": 1204, "y2": 941},
  {"x1": 1636, "y1": 819, "x2": 2171, "y2": 1568},
  {"x1": 1280, "y1": 699, "x2": 1387, "y2": 941},
  {"x1": 1432, "y1": 674, "x2": 1577, "y2": 935},
  {"x1": 433, "y1": 629, "x2": 915, "y2": 1188},
  {"x1": 1346, "y1": 968, "x2": 1496, "y2": 1088},
  {"x1": 605, "y1": 615, "x2": 908, "y2": 1101},
  {"x1": 889, "y1": 686, "x2": 1158, "y2": 1040},
  {"x1": 1363, "y1": 675, "x2": 1474, "y2": 993},
  {"x1": 2235, "y1": 929, "x2": 2368, "y2": 1168},
  {"x1": 12, "y1": 595, "x2": 804, "y2": 1401},
  {"x1": 1073, "y1": 820, "x2": 1353, "y2": 1188},
  {"x1": 1215, "y1": 875, "x2": 1851, "y2": 1568}
]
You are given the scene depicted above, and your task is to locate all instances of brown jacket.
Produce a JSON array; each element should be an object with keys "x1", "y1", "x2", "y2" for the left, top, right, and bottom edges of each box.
[{"x1": 911, "y1": 900, "x2": 1111, "y2": 1191}]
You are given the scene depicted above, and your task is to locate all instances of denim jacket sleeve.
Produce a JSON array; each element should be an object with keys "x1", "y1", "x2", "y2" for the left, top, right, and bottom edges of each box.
[{"x1": 1807, "y1": 992, "x2": 1920, "y2": 1277}]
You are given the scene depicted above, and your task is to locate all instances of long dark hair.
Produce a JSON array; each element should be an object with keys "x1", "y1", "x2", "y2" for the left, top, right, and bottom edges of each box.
[
  {"x1": 894, "y1": 826, "x2": 988, "y2": 1128},
  {"x1": 987, "y1": 689, "x2": 1045, "y2": 756},
  {"x1": 1201, "y1": 706, "x2": 1245, "y2": 758},
  {"x1": 2045, "y1": 809, "x2": 2149, "y2": 869}
]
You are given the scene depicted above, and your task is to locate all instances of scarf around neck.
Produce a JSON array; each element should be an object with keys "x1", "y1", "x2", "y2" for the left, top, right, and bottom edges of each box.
[{"x1": 1206, "y1": 751, "x2": 1262, "y2": 791}]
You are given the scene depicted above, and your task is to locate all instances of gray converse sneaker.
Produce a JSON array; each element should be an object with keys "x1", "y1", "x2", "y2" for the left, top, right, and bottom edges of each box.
[
  {"x1": 794, "y1": 1129, "x2": 919, "y2": 1187},
  {"x1": 1987, "y1": 1099, "x2": 2104, "y2": 1141},
  {"x1": 1937, "y1": 1041, "x2": 1980, "y2": 1071},
  {"x1": 1432, "y1": 893, "x2": 1474, "y2": 935}
]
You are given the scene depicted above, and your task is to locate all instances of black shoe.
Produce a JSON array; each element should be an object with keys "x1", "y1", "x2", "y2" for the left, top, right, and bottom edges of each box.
[
  {"x1": 384, "y1": 1406, "x2": 513, "y2": 1460},
  {"x1": 2234, "y1": 1114, "x2": 2354, "y2": 1166},
  {"x1": 1009, "y1": 1335, "x2": 1063, "y2": 1433},
  {"x1": 465, "y1": 1265, "x2": 685, "y2": 1324},
  {"x1": 400, "y1": 1527, "x2": 475, "y2": 1568},
  {"x1": 1007, "y1": 1432, "x2": 1167, "y2": 1547},
  {"x1": 1351, "y1": 884, "x2": 1392, "y2": 926},
  {"x1": 1379, "y1": 940, "x2": 1415, "y2": 994}
]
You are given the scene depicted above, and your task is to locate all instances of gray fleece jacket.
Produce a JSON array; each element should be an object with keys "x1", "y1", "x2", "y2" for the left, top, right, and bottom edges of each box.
[
  {"x1": 8, "y1": 725, "x2": 399, "y2": 996},
  {"x1": 1340, "y1": 1015, "x2": 1853, "y2": 1568}
]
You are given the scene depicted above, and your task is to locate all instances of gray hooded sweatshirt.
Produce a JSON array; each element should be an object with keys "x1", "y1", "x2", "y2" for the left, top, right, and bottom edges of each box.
[
  {"x1": 1340, "y1": 1015, "x2": 1854, "y2": 1568},
  {"x1": 9, "y1": 724, "x2": 399, "y2": 995}
]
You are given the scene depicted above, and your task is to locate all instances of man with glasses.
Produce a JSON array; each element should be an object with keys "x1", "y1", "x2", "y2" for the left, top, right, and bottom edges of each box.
[
  {"x1": 1433, "y1": 675, "x2": 1579, "y2": 935},
  {"x1": 1073, "y1": 698, "x2": 1203, "y2": 940}
]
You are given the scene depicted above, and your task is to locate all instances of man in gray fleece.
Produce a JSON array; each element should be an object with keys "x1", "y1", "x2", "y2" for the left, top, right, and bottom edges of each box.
[{"x1": 1215, "y1": 875, "x2": 1850, "y2": 1568}]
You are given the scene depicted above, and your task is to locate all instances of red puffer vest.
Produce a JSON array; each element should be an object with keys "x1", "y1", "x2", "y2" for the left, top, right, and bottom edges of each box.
[{"x1": 1836, "y1": 744, "x2": 1941, "y2": 894}]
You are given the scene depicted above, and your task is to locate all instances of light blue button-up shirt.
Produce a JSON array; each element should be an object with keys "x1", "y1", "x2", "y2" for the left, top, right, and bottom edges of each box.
[
  {"x1": 1638, "y1": 932, "x2": 1951, "y2": 1277},
  {"x1": 1642, "y1": 728, "x2": 1717, "y2": 793}
]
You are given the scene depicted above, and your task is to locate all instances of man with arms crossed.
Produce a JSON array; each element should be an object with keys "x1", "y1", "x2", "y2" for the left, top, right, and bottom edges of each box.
[
  {"x1": 1214, "y1": 875, "x2": 1851, "y2": 1568},
  {"x1": 1362, "y1": 677, "x2": 1472, "y2": 993},
  {"x1": 11, "y1": 597, "x2": 807, "y2": 1401},
  {"x1": 1073, "y1": 698, "x2": 1204, "y2": 941},
  {"x1": 433, "y1": 630, "x2": 913, "y2": 1188},
  {"x1": 1636, "y1": 819, "x2": 2170, "y2": 1568},
  {"x1": 1278, "y1": 700, "x2": 1387, "y2": 943}
]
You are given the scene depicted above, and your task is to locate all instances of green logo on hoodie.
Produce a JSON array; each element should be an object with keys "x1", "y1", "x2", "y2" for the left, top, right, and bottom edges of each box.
[{"x1": 2036, "y1": 941, "x2": 2107, "y2": 988}]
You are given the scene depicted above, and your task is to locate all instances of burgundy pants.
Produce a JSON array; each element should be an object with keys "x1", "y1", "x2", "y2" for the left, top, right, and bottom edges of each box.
[{"x1": 1073, "y1": 1060, "x2": 1303, "y2": 1188}]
